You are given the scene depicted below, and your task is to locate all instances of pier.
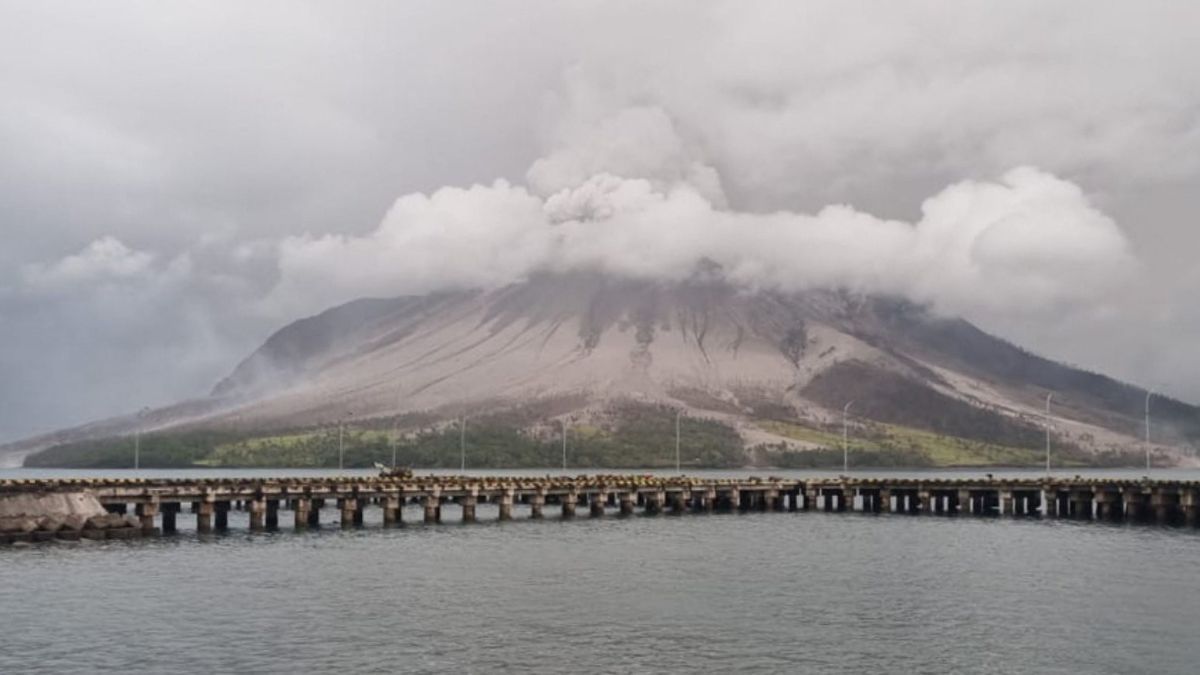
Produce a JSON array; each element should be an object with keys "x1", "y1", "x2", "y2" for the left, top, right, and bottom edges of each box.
[{"x1": 2, "y1": 475, "x2": 1199, "y2": 543}]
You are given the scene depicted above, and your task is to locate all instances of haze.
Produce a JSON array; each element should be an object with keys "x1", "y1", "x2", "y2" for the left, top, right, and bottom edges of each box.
[{"x1": 2, "y1": 1, "x2": 1199, "y2": 441}]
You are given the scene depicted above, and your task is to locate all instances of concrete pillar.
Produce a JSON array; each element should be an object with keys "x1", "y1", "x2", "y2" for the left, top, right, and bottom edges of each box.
[
  {"x1": 877, "y1": 488, "x2": 891, "y2": 513},
  {"x1": 135, "y1": 501, "x2": 159, "y2": 533},
  {"x1": 531, "y1": 490, "x2": 546, "y2": 519},
  {"x1": 161, "y1": 502, "x2": 179, "y2": 533},
  {"x1": 1181, "y1": 489, "x2": 1198, "y2": 526},
  {"x1": 591, "y1": 491, "x2": 607, "y2": 517},
  {"x1": 1000, "y1": 490, "x2": 1014, "y2": 516},
  {"x1": 499, "y1": 489, "x2": 515, "y2": 521},
  {"x1": 1150, "y1": 488, "x2": 1172, "y2": 523},
  {"x1": 704, "y1": 488, "x2": 717, "y2": 512},
  {"x1": 645, "y1": 490, "x2": 664, "y2": 515},
  {"x1": 562, "y1": 491, "x2": 577, "y2": 518},
  {"x1": 917, "y1": 490, "x2": 931, "y2": 514},
  {"x1": 383, "y1": 494, "x2": 403, "y2": 525},
  {"x1": 422, "y1": 495, "x2": 440, "y2": 523},
  {"x1": 248, "y1": 498, "x2": 266, "y2": 531},
  {"x1": 762, "y1": 488, "x2": 778, "y2": 512},
  {"x1": 671, "y1": 490, "x2": 687, "y2": 514},
  {"x1": 729, "y1": 488, "x2": 741, "y2": 511},
  {"x1": 957, "y1": 489, "x2": 970, "y2": 515},
  {"x1": 459, "y1": 493, "x2": 476, "y2": 523},
  {"x1": 842, "y1": 488, "x2": 855, "y2": 512},
  {"x1": 293, "y1": 498, "x2": 311, "y2": 530},
  {"x1": 802, "y1": 485, "x2": 815, "y2": 511},
  {"x1": 197, "y1": 500, "x2": 214, "y2": 533},
  {"x1": 339, "y1": 498, "x2": 359, "y2": 528},
  {"x1": 1122, "y1": 489, "x2": 1142, "y2": 521}
]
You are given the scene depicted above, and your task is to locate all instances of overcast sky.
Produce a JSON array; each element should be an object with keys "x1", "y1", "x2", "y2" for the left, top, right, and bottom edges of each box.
[{"x1": 2, "y1": 1, "x2": 1199, "y2": 441}]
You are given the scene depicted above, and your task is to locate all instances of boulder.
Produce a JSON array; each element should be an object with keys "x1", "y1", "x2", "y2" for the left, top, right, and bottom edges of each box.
[
  {"x1": 86, "y1": 514, "x2": 111, "y2": 530},
  {"x1": 62, "y1": 514, "x2": 89, "y2": 532},
  {"x1": 4, "y1": 516, "x2": 41, "y2": 534},
  {"x1": 37, "y1": 516, "x2": 64, "y2": 533}
]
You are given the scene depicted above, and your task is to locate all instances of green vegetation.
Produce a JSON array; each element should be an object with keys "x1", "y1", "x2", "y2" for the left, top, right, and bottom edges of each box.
[
  {"x1": 25, "y1": 403, "x2": 1131, "y2": 470},
  {"x1": 25, "y1": 404, "x2": 746, "y2": 469},
  {"x1": 756, "y1": 419, "x2": 1090, "y2": 468}
]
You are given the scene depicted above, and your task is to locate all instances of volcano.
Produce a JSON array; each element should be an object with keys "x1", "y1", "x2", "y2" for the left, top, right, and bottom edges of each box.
[{"x1": 7, "y1": 272, "x2": 1199, "y2": 467}]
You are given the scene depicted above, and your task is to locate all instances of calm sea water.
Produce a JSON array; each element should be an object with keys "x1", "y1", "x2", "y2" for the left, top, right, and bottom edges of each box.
[{"x1": 3, "y1": 468, "x2": 1200, "y2": 674}]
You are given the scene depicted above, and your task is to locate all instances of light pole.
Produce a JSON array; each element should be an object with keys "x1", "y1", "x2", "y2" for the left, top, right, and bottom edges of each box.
[
  {"x1": 842, "y1": 400, "x2": 854, "y2": 474},
  {"x1": 390, "y1": 417, "x2": 399, "y2": 471},
  {"x1": 338, "y1": 411, "x2": 353, "y2": 472},
  {"x1": 561, "y1": 419, "x2": 568, "y2": 473},
  {"x1": 391, "y1": 386, "x2": 403, "y2": 470},
  {"x1": 675, "y1": 409, "x2": 682, "y2": 474},
  {"x1": 1145, "y1": 390, "x2": 1154, "y2": 470},
  {"x1": 1044, "y1": 392, "x2": 1054, "y2": 474},
  {"x1": 133, "y1": 406, "x2": 150, "y2": 470},
  {"x1": 459, "y1": 415, "x2": 467, "y2": 473}
]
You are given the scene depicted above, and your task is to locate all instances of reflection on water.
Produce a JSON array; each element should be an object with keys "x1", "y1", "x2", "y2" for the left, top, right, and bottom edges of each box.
[{"x1": 2, "y1": 469, "x2": 1200, "y2": 673}]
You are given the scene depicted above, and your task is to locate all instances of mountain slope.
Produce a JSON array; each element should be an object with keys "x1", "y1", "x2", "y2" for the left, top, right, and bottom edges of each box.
[{"x1": 8, "y1": 272, "x2": 1199, "y2": 467}]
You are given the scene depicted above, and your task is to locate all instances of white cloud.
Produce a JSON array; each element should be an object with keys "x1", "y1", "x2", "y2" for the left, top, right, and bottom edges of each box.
[
  {"x1": 22, "y1": 237, "x2": 156, "y2": 291},
  {"x1": 2, "y1": 1, "x2": 1199, "y2": 441}
]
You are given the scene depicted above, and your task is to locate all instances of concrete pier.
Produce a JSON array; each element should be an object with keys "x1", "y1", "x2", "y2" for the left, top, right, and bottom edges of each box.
[
  {"x1": 196, "y1": 499, "x2": 213, "y2": 533},
  {"x1": 6, "y1": 475, "x2": 1200, "y2": 546},
  {"x1": 383, "y1": 494, "x2": 402, "y2": 525},
  {"x1": 591, "y1": 490, "x2": 607, "y2": 517},
  {"x1": 422, "y1": 494, "x2": 439, "y2": 524},
  {"x1": 499, "y1": 489, "x2": 514, "y2": 521},
  {"x1": 531, "y1": 490, "x2": 545, "y2": 519}
]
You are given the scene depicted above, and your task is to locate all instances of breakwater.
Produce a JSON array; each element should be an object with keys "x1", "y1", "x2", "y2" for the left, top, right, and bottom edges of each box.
[{"x1": 2, "y1": 474, "x2": 1198, "y2": 543}]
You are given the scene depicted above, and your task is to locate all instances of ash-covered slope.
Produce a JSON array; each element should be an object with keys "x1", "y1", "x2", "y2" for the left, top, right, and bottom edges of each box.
[
  {"x1": 8, "y1": 271, "x2": 1198, "y2": 466},
  {"x1": 208, "y1": 272, "x2": 1196, "y2": 453}
]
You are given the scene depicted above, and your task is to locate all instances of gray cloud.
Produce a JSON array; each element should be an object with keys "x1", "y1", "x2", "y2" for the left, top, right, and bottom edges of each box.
[{"x1": 2, "y1": 1, "x2": 1199, "y2": 440}]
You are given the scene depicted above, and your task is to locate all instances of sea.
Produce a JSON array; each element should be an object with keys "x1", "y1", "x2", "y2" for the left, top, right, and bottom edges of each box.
[{"x1": 2, "y1": 467, "x2": 1199, "y2": 674}]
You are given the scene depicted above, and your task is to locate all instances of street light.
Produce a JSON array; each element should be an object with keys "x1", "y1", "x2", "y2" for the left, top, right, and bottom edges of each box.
[
  {"x1": 675, "y1": 409, "x2": 683, "y2": 474},
  {"x1": 133, "y1": 406, "x2": 150, "y2": 470},
  {"x1": 1044, "y1": 393, "x2": 1054, "y2": 474},
  {"x1": 842, "y1": 400, "x2": 854, "y2": 474},
  {"x1": 391, "y1": 386, "x2": 403, "y2": 470},
  {"x1": 459, "y1": 415, "x2": 467, "y2": 473},
  {"x1": 338, "y1": 411, "x2": 353, "y2": 472},
  {"x1": 1145, "y1": 390, "x2": 1154, "y2": 470},
  {"x1": 561, "y1": 419, "x2": 568, "y2": 472}
]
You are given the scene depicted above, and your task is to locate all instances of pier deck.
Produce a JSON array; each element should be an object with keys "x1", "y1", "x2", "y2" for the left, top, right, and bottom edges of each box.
[{"x1": 3, "y1": 474, "x2": 1198, "y2": 542}]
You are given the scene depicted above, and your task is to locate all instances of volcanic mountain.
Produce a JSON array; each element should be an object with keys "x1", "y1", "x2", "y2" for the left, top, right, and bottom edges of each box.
[{"x1": 8, "y1": 272, "x2": 1199, "y2": 468}]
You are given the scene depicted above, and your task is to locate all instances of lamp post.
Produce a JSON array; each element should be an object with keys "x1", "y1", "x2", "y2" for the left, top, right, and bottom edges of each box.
[
  {"x1": 675, "y1": 409, "x2": 682, "y2": 474},
  {"x1": 391, "y1": 387, "x2": 403, "y2": 470},
  {"x1": 133, "y1": 406, "x2": 150, "y2": 470},
  {"x1": 459, "y1": 415, "x2": 467, "y2": 473},
  {"x1": 842, "y1": 400, "x2": 854, "y2": 474},
  {"x1": 1145, "y1": 390, "x2": 1154, "y2": 470},
  {"x1": 338, "y1": 411, "x2": 353, "y2": 472},
  {"x1": 561, "y1": 419, "x2": 568, "y2": 473},
  {"x1": 390, "y1": 417, "x2": 399, "y2": 471},
  {"x1": 1044, "y1": 392, "x2": 1054, "y2": 474}
]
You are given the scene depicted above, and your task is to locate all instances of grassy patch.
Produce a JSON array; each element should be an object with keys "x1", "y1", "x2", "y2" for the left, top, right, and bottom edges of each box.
[{"x1": 756, "y1": 419, "x2": 1075, "y2": 468}]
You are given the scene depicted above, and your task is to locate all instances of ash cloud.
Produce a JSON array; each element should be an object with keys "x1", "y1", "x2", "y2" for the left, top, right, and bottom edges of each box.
[{"x1": 2, "y1": 2, "x2": 1199, "y2": 440}]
